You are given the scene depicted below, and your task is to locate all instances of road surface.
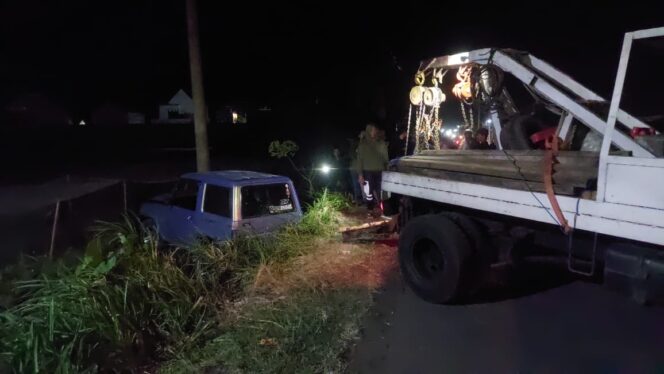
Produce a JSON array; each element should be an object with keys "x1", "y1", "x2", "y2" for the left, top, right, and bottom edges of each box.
[{"x1": 349, "y1": 266, "x2": 664, "y2": 373}]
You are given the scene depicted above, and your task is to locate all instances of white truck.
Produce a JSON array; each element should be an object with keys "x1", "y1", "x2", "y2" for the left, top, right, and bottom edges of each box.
[{"x1": 383, "y1": 27, "x2": 664, "y2": 304}]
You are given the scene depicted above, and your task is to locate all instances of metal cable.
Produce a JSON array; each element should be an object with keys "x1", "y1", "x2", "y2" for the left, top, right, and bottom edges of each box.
[
  {"x1": 404, "y1": 104, "x2": 413, "y2": 156},
  {"x1": 501, "y1": 149, "x2": 567, "y2": 233}
]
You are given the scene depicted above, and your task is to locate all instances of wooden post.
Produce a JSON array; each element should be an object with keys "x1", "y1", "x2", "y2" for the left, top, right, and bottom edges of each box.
[
  {"x1": 49, "y1": 200, "x2": 61, "y2": 258},
  {"x1": 185, "y1": 0, "x2": 210, "y2": 172}
]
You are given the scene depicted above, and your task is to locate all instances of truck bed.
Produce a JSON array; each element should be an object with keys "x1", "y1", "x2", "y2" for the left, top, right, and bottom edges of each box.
[{"x1": 391, "y1": 150, "x2": 598, "y2": 197}]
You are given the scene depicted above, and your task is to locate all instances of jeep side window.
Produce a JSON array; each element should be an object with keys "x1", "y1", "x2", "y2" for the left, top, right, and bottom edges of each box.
[
  {"x1": 203, "y1": 184, "x2": 231, "y2": 218},
  {"x1": 171, "y1": 178, "x2": 199, "y2": 211}
]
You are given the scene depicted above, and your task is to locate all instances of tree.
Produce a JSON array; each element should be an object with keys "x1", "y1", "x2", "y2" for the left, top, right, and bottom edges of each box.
[{"x1": 268, "y1": 140, "x2": 315, "y2": 197}]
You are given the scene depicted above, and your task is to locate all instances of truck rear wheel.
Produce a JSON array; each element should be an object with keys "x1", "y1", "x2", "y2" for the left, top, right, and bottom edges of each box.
[
  {"x1": 398, "y1": 196, "x2": 413, "y2": 231},
  {"x1": 441, "y1": 212, "x2": 491, "y2": 295},
  {"x1": 399, "y1": 214, "x2": 472, "y2": 304}
]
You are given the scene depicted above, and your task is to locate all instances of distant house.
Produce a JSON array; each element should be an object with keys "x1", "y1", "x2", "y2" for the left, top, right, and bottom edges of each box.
[
  {"x1": 91, "y1": 103, "x2": 146, "y2": 126},
  {"x1": 154, "y1": 89, "x2": 195, "y2": 124},
  {"x1": 4, "y1": 93, "x2": 72, "y2": 126}
]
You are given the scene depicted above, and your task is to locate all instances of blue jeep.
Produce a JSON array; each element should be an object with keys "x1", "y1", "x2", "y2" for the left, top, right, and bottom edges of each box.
[{"x1": 140, "y1": 170, "x2": 302, "y2": 246}]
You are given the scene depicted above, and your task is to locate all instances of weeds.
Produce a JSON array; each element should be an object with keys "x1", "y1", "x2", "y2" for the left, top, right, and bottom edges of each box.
[
  {"x1": 0, "y1": 191, "x2": 366, "y2": 373},
  {"x1": 0, "y1": 217, "x2": 220, "y2": 372},
  {"x1": 161, "y1": 289, "x2": 372, "y2": 374}
]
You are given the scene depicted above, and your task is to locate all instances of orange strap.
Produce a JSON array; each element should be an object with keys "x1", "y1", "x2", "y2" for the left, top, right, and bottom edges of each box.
[{"x1": 543, "y1": 135, "x2": 572, "y2": 233}]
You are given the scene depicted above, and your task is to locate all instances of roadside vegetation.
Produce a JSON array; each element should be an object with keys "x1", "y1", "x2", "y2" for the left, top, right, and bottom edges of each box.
[{"x1": 0, "y1": 191, "x2": 396, "y2": 373}]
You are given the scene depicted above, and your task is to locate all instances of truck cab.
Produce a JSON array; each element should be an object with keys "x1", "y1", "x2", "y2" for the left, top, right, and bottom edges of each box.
[{"x1": 140, "y1": 170, "x2": 302, "y2": 246}]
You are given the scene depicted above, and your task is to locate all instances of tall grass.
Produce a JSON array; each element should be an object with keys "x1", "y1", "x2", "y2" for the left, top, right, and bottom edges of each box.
[
  {"x1": 0, "y1": 217, "x2": 220, "y2": 372},
  {"x1": 161, "y1": 289, "x2": 371, "y2": 374},
  {"x1": 297, "y1": 189, "x2": 349, "y2": 236},
  {"x1": 0, "y1": 190, "x2": 351, "y2": 373}
]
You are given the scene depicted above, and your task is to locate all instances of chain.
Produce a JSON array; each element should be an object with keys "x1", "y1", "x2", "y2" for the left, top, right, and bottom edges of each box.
[
  {"x1": 414, "y1": 101, "x2": 425, "y2": 153},
  {"x1": 432, "y1": 106, "x2": 441, "y2": 150},
  {"x1": 404, "y1": 104, "x2": 413, "y2": 156},
  {"x1": 460, "y1": 102, "x2": 469, "y2": 128}
]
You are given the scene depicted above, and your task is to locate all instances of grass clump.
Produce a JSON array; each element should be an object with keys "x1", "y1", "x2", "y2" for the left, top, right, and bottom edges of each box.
[
  {"x1": 0, "y1": 217, "x2": 221, "y2": 372},
  {"x1": 161, "y1": 289, "x2": 371, "y2": 374}
]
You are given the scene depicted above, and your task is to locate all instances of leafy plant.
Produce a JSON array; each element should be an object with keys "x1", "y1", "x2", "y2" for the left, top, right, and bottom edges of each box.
[{"x1": 268, "y1": 140, "x2": 315, "y2": 197}]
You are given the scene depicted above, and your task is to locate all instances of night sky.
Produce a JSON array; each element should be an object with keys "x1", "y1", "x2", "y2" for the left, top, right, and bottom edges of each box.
[{"x1": 1, "y1": 0, "x2": 663, "y2": 127}]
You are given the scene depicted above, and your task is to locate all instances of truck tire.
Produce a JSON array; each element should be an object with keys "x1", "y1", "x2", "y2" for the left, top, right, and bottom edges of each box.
[
  {"x1": 440, "y1": 212, "x2": 492, "y2": 295},
  {"x1": 399, "y1": 214, "x2": 472, "y2": 304},
  {"x1": 398, "y1": 196, "x2": 413, "y2": 232}
]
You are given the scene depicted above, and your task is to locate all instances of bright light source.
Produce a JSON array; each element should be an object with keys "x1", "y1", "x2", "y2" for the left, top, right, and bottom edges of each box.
[
  {"x1": 486, "y1": 118, "x2": 493, "y2": 125},
  {"x1": 79, "y1": 120, "x2": 86, "y2": 126},
  {"x1": 232, "y1": 112, "x2": 238, "y2": 124},
  {"x1": 442, "y1": 129, "x2": 456, "y2": 138},
  {"x1": 320, "y1": 164, "x2": 331, "y2": 174}
]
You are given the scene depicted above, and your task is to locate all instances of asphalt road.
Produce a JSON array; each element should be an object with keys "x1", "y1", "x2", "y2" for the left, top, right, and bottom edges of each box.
[{"x1": 349, "y1": 266, "x2": 664, "y2": 373}]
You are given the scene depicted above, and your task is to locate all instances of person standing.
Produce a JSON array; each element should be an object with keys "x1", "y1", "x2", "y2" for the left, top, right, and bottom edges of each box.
[
  {"x1": 348, "y1": 133, "x2": 363, "y2": 204},
  {"x1": 329, "y1": 145, "x2": 350, "y2": 193},
  {"x1": 357, "y1": 123, "x2": 389, "y2": 211},
  {"x1": 461, "y1": 130, "x2": 477, "y2": 149}
]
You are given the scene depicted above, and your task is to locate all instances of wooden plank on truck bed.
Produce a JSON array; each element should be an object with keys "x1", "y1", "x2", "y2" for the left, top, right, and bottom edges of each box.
[
  {"x1": 419, "y1": 149, "x2": 600, "y2": 159},
  {"x1": 397, "y1": 158, "x2": 597, "y2": 185},
  {"x1": 394, "y1": 166, "x2": 579, "y2": 196},
  {"x1": 410, "y1": 154, "x2": 599, "y2": 168}
]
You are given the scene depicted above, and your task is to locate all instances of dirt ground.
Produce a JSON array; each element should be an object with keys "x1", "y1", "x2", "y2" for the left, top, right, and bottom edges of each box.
[{"x1": 252, "y1": 241, "x2": 399, "y2": 295}]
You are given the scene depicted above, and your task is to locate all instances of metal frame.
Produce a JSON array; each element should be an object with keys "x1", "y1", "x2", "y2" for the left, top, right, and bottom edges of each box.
[
  {"x1": 528, "y1": 54, "x2": 653, "y2": 131},
  {"x1": 421, "y1": 48, "x2": 655, "y2": 157},
  {"x1": 556, "y1": 111, "x2": 574, "y2": 142},
  {"x1": 487, "y1": 50, "x2": 653, "y2": 157},
  {"x1": 386, "y1": 27, "x2": 664, "y2": 246},
  {"x1": 489, "y1": 110, "x2": 502, "y2": 148},
  {"x1": 383, "y1": 171, "x2": 664, "y2": 246},
  {"x1": 597, "y1": 26, "x2": 664, "y2": 201}
]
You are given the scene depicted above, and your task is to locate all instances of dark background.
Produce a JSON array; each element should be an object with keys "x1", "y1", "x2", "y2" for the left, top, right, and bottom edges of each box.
[{"x1": 0, "y1": 0, "x2": 663, "y2": 183}]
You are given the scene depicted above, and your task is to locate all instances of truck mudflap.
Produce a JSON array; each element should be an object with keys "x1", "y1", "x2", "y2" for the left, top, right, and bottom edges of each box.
[{"x1": 604, "y1": 243, "x2": 664, "y2": 305}]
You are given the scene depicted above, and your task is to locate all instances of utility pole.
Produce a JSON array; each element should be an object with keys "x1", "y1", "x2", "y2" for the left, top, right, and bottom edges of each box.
[{"x1": 185, "y1": 0, "x2": 210, "y2": 172}]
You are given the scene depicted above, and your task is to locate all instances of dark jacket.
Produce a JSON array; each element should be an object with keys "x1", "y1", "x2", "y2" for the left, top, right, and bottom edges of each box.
[{"x1": 357, "y1": 137, "x2": 389, "y2": 173}]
